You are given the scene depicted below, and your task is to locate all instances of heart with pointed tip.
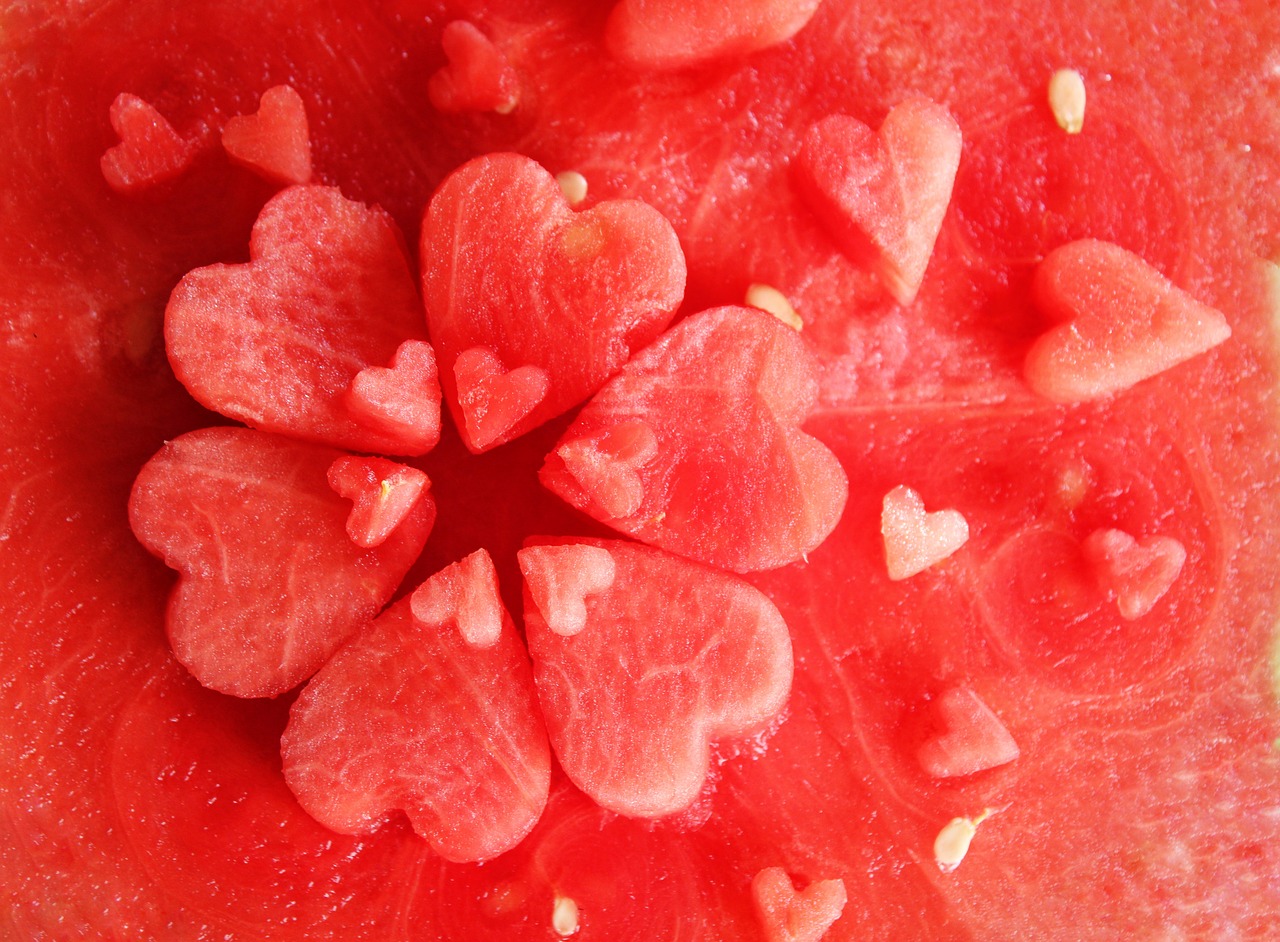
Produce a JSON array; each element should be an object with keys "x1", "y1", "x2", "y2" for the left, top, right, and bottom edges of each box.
[
  {"x1": 917, "y1": 686, "x2": 1020, "y2": 779},
  {"x1": 128, "y1": 427, "x2": 434, "y2": 698},
  {"x1": 327, "y1": 456, "x2": 430, "y2": 549},
  {"x1": 522, "y1": 539, "x2": 793, "y2": 818},
  {"x1": 453, "y1": 346, "x2": 550, "y2": 453},
  {"x1": 1025, "y1": 239, "x2": 1232, "y2": 403},
  {"x1": 881, "y1": 485, "x2": 968, "y2": 580},
  {"x1": 100, "y1": 93, "x2": 197, "y2": 193},
  {"x1": 1082, "y1": 527, "x2": 1187, "y2": 620},
  {"x1": 428, "y1": 20, "x2": 520, "y2": 114},
  {"x1": 282, "y1": 568, "x2": 550, "y2": 863},
  {"x1": 542, "y1": 306, "x2": 847, "y2": 573},
  {"x1": 421, "y1": 152, "x2": 686, "y2": 453},
  {"x1": 166, "y1": 185, "x2": 428, "y2": 453},
  {"x1": 796, "y1": 97, "x2": 962, "y2": 305},
  {"x1": 751, "y1": 867, "x2": 848, "y2": 942},
  {"x1": 221, "y1": 84, "x2": 312, "y2": 186},
  {"x1": 345, "y1": 340, "x2": 442, "y2": 456}
]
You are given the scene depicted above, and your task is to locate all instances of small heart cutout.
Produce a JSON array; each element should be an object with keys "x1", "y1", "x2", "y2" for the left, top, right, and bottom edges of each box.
[
  {"x1": 410, "y1": 549, "x2": 505, "y2": 648},
  {"x1": 541, "y1": 307, "x2": 848, "y2": 573},
  {"x1": 523, "y1": 539, "x2": 793, "y2": 818},
  {"x1": 881, "y1": 485, "x2": 968, "y2": 580},
  {"x1": 1025, "y1": 240, "x2": 1232, "y2": 403},
  {"x1": 282, "y1": 562, "x2": 550, "y2": 863},
  {"x1": 605, "y1": 0, "x2": 822, "y2": 70},
  {"x1": 128, "y1": 427, "x2": 434, "y2": 698},
  {"x1": 453, "y1": 346, "x2": 550, "y2": 453},
  {"x1": 553, "y1": 419, "x2": 658, "y2": 519},
  {"x1": 517, "y1": 543, "x2": 617, "y2": 637},
  {"x1": 1082, "y1": 527, "x2": 1187, "y2": 620},
  {"x1": 422, "y1": 152, "x2": 686, "y2": 452},
  {"x1": 327, "y1": 456, "x2": 430, "y2": 548},
  {"x1": 221, "y1": 84, "x2": 313, "y2": 186},
  {"x1": 100, "y1": 93, "x2": 198, "y2": 193},
  {"x1": 917, "y1": 686, "x2": 1020, "y2": 779},
  {"x1": 796, "y1": 97, "x2": 962, "y2": 305},
  {"x1": 166, "y1": 185, "x2": 428, "y2": 452},
  {"x1": 751, "y1": 867, "x2": 848, "y2": 942},
  {"x1": 428, "y1": 20, "x2": 520, "y2": 115},
  {"x1": 345, "y1": 340, "x2": 442, "y2": 456}
]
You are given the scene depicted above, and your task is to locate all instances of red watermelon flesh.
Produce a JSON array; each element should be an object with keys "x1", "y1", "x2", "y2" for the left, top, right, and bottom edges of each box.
[{"x1": 3, "y1": 2, "x2": 1280, "y2": 942}]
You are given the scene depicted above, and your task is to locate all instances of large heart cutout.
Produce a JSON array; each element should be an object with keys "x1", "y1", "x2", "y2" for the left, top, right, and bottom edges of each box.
[
  {"x1": 1025, "y1": 239, "x2": 1232, "y2": 403},
  {"x1": 428, "y1": 20, "x2": 520, "y2": 115},
  {"x1": 100, "y1": 92, "x2": 198, "y2": 193},
  {"x1": 916, "y1": 686, "x2": 1020, "y2": 779},
  {"x1": 795, "y1": 97, "x2": 962, "y2": 305},
  {"x1": 166, "y1": 184, "x2": 430, "y2": 454},
  {"x1": 880, "y1": 485, "x2": 969, "y2": 580},
  {"x1": 128, "y1": 427, "x2": 434, "y2": 698},
  {"x1": 421, "y1": 152, "x2": 686, "y2": 453},
  {"x1": 605, "y1": 0, "x2": 822, "y2": 70},
  {"x1": 520, "y1": 539, "x2": 793, "y2": 818},
  {"x1": 751, "y1": 867, "x2": 848, "y2": 942},
  {"x1": 1082, "y1": 527, "x2": 1187, "y2": 620},
  {"x1": 541, "y1": 306, "x2": 848, "y2": 573},
  {"x1": 282, "y1": 551, "x2": 551, "y2": 863},
  {"x1": 221, "y1": 84, "x2": 313, "y2": 186}
]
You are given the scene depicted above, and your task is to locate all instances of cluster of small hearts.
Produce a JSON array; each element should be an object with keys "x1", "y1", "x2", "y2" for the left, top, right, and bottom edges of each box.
[{"x1": 114, "y1": 16, "x2": 1230, "y2": 940}]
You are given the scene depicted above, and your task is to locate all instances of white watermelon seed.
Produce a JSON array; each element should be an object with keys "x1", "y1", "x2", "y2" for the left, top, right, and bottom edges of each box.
[
  {"x1": 557, "y1": 170, "x2": 589, "y2": 206},
  {"x1": 934, "y1": 807, "x2": 997, "y2": 873},
  {"x1": 552, "y1": 894, "x2": 580, "y2": 936},
  {"x1": 745, "y1": 283, "x2": 803, "y2": 331},
  {"x1": 1049, "y1": 68, "x2": 1086, "y2": 134}
]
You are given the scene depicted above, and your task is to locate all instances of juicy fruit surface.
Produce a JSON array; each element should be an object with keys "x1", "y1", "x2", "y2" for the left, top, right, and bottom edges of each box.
[{"x1": 3, "y1": 3, "x2": 1280, "y2": 942}]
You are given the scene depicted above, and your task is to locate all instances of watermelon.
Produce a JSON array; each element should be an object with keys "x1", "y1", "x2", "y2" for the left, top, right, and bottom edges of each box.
[{"x1": 4, "y1": 2, "x2": 1280, "y2": 941}]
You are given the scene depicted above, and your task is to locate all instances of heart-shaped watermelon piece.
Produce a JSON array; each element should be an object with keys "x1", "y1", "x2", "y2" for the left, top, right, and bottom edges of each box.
[
  {"x1": 428, "y1": 20, "x2": 520, "y2": 115},
  {"x1": 128, "y1": 427, "x2": 435, "y2": 698},
  {"x1": 281, "y1": 551, "x2": 550, "y2": 863},
  {"x1": 520, "y1": 538, "x2": 793, "y2": 818},
  {"x1": 421, "y1": 152, "x2": 686, "y2": 453},
  {"x1": 751, "y1": 867, "x2": 848, "y2": 942},
  {"x1": 541, "y1": 306, "x2": 848, "y2": 573},
  {"x1": 220, "y1": 84, "x2": 313, "y2": 186},
  {"x1": 100, "y1": 92, "x2": 198, "y2": 193},
  {"x1": 166, "y1": 184, "x2": 431, "y2": 454}
]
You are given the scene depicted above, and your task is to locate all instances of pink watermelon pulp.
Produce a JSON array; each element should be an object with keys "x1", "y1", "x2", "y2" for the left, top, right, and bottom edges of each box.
[{"x1": 4, "y1": 2, "x2": 1280, "y2": 940}]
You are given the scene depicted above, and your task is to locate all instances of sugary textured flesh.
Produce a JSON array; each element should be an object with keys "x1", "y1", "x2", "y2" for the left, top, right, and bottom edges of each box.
[
  {"x1": 5, "y1": 1, "x2": 1280, "y2": 939},
  {"x1": 281, "y1": 576, "x2": 551, "y2": 863},
  {"x1": 541, "y1": 306, "x2": 849, "y2": 573},
  {"x1": 522, "y1": 538, "x2": 794, "y2": 818},
  {"x1": 220, "y1": 84, "x2": 313, "y2": 186},
  {"x1": 128, "y1": 427, "x2": 435, "y2": 698}
]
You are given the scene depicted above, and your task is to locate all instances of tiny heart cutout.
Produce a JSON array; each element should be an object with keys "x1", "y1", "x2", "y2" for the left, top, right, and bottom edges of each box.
[
  {"x1": 281, "y1": 577, "x2": 551, "y2": 863},
  {"x1": 221, "y1": 84, "x2": 313, "y2": 186},
  {"x1": 751, "y1": 867, "x2": 848, "y2": 942},
  {"x1": 453, "y1": 346, "x2": 550, "y2": 453},
  {"x1": 345, "y1": 340, "x2": 442, "y2": 456},
  {"x1": 917, "y1": 686, "x2": 1020, "y2": 779},
  {"x1": 410, "y1": 549, "x2": 505, "y2": 648},
  {"x1": 1025, "y1": 239, "x2": 1233, "y2": 403},
  {"x1": 523, "y1": 539, "x2": 793, "y2": 818},
  {"x1": 605, "y1": 0, "x2": 822, "y2": 70},
  {"x1": 881, "y1": 485, "x2": 969, "y2": 580},
  {"x1": 166, "y1": 185, "x2": 429, "y2": 453},
  {"x1": 100, "y1": 92, "x2": 198, "y2": 193},
  {"x1": 1082, "y1": 527, "x2": 1187, "y2": 620},
  {"x1": 128, "y1": 428, "x2": 434, "y2": 698},
  {"x1": 796, "y1": 97, "x2": 962, "y2": 305},
  {"x1": 428, "y1": 20, "x2": 520, "y2": 115},
  {"x1": 517, "y1": 543, "x2": 617, "y2": 637},
  {"x1": 541, "y1": 307, "x2": 848, "y2": 573},
  {"x1": 422, "y1": 152, "x2": 686, "y2": 452},
  {"x1": 327, "y1": 456, "x2": 430, "y2": 548},
  {"x1": 553, "y1": 419, "x2": 658, "y2": 519}
]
